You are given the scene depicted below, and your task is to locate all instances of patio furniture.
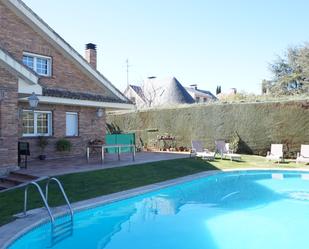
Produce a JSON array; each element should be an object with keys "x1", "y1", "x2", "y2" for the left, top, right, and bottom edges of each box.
[
  {"x1": 215, "y1": 140, "x2": 241, "y2": 161},
  {"x1": 191, "y1": 140, "x2": 215, "y2": 161},
  {"x1": 266, "y1": 144, "x2": 283, "y2": 164},
  {"x1": 86, "y1": 144, "x2": 136, "y2": 164},
  {"x1": 296, "y1": 145, "x2": 309, "y2": 163}
]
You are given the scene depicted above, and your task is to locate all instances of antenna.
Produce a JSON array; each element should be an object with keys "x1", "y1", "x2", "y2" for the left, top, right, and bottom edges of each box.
[{"x1": 126, "y1": 59, "x2": 130, "y2": 87}]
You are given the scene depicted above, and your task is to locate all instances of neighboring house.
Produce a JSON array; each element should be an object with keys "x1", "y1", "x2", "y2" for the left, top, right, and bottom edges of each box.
[
  {"x1": 124, "y1": 77, "x2": 195, "y2": 109},
  {"x1": 216, "y1": 88, "x2": 238, "y2": 99},
  {"x1": 185, "y1": 84, "x2": 217, "y2": 103},
  {"x1": 123, "y1": 85, "x2": 147, "y2": 109},
  {"x1": 0, "y1": 0, "x2": 133, "y2": 174}
]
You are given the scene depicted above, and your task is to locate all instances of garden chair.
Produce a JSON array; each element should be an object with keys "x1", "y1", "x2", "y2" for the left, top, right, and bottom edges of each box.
[
  {"x1": 266, "y1": 144, "x2": 283, "y2": 164},
  {"x1": 191, "y1": 140, "x2": 215, "y2": 161},
  {"x1": 296, "y1": 145, "x2": 309, "y2": 164},
  {"x1": 215, "y1": 140, "x2": 241, "y2": 161}
]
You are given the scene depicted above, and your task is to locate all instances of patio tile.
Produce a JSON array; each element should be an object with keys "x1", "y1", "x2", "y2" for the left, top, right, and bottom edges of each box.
[{"x1": 17, "y1": 152, "x2": 190, "y2": 177}]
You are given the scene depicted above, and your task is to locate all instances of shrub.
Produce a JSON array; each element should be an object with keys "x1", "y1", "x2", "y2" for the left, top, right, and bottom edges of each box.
[
  {"x1": 229, "y1": 131, "x2": 240, "y2": 153},
  {"x1": 37, "y1": 136, "x2": 48, "y2": 153},
  {"x1": 56, "y1": 139, "x2": 72, "y2": 152},
  {"x1": 106, "y1": 123, "x2": 122, "y2": 134}
]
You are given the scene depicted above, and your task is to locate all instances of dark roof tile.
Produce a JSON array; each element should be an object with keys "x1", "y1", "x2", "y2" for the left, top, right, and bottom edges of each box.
[{"x1": 42, "y1": 87, "x2": 131, "y2": 104}]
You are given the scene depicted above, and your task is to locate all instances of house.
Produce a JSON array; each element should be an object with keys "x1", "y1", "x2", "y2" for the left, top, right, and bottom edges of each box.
[
  {"x1": 185, "y1": 84, "x2": 217, "y2": 103},
  {"x1": 0, "y1": 0, "x2": 133, "y2": 175},
  {"x1": 123, "y1": 85, "x2": 147, "y2": 109},
  {"x1": 123, "y1": 77, "x2": 195, "y2": 109},
  {"x1": 216, "y1": 88, "x2": 238, "y2": 99}
]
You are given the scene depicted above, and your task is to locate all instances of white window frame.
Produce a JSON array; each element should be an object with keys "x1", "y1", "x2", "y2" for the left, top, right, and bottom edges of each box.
[
  {"x1": 23, "y1": 52, "x2": 52, "y2": 76},
  {"x1": 22, "y1": 110, "x2": 52, "y2": 137},
  {"x1": 66, "y1": 112, "x2": 79, "y2": 137}
]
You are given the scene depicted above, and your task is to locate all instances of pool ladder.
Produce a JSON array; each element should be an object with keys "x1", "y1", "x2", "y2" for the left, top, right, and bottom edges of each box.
[{"x1": 23, "y1": 177, "x2": 74, "y2": 225}]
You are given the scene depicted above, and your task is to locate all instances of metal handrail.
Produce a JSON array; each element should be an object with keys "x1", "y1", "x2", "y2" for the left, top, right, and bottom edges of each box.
[
  {"x1": 46, "y1": 178, "x2": 74, "y2": 221},
  {"x1": 24, "y1": 181, "x2": 55, "y2": 224}
]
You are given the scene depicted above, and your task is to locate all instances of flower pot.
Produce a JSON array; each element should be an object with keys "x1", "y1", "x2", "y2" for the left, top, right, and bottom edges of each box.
[{"x1": 38, "y1": 155, "x2": 46, "y2": 160}]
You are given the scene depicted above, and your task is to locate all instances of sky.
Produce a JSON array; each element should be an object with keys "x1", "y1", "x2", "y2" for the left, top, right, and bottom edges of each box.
[{"x1": 23, "y1": 0, "x2": 309, "y2": 94}]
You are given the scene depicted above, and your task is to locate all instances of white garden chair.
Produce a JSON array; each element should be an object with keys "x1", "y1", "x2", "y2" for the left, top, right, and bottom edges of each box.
[
  {"x1": 296, "y1": 145, "x2": 309, "y2": 164},
  {"x1": 191, "y1": 140, "x2": 215, "y2": 161},
  {"x1": 215, "y1": 140, "x2": 241, "y2": 161},
  {"x1": 266, "y1": 144, "x2": 283, "y2": 164}
]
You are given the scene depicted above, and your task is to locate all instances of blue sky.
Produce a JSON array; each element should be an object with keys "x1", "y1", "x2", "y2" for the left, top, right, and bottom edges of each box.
[{"x1": 23, "y1": 0, "x2": 309, "y2": 94}]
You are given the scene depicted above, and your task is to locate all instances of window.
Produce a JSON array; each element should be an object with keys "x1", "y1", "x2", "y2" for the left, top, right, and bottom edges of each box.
[
  {"x1": 22, "y1": 111, "x2": 52, "y2": 136},
  {"x1": 196, "y1": 97, "x2": 200, "y2": 102},
  {"x1": 66, "y1": 112, "x2": 78, "y2": 136},
  {"x1": 22, "y1": 53, "x2": 52, "y2": 76}
]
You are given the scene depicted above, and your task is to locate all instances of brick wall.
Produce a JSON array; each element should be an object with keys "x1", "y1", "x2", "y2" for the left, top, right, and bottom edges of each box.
[
  {"x1": 18, "y1": 103, "x2": 106, "y2": 160},
  {"x1": 0, "y1": 2, "x2": 114, "y2": 98},
  {"x1": 0, "y1": 67, "x2": 19, "y2": 171}
]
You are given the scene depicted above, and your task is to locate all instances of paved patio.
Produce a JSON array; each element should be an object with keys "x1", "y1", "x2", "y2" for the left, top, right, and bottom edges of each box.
[{"x1": 17, "y1": 151, "x2": 191, "y2": 177}]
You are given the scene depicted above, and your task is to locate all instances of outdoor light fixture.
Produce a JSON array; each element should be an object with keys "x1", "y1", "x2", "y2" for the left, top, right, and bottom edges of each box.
[
  {"x1": 96, "y1": 108, "x2": 104, "y2": 118},
  {"x1": 28, "y1": 92, "x2": 39, "y2": 109}
]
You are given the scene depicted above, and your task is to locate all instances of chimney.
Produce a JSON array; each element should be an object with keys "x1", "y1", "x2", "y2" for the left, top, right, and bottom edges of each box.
[
  {"x1": 85, "y1": 43, "x2": 97, "y2": 68},
  {"x1": 190, "y1": 84, "x2": 198, "y2": 90}
]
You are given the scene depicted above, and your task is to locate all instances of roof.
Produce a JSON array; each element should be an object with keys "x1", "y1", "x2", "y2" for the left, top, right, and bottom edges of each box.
[
  {"x1": 185, "y1": 87, "x2": 217, "y2": 100},
  {"x1": 1, "y1": 0, "x2": 128, "y2": 103},
  {"x1": 42, "y1": 87, "x2": 131, "y2": 104},
  {"x1": 0, "y1": 46, "x2": 39, "y2": 85},
  {"x1": 142, "y1": 77, "x2": 195, "y2": 106},
  {"x1": 129, "y1": 85, "x2": 146, "y2": 101}
]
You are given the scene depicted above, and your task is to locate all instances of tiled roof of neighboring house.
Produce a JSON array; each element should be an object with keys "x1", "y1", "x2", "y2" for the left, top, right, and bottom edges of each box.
[
  {"x1": 142, "y1": 77, "x2": 195, "y2": 106},
  {"x1": 185, "y1": 87, "x2": 217, "y2": 100},
  {"x1": 129, "y1": 85, "x2": 146, "y2": 101},
  {"x1": 42, "y1": 87, "x2": 131, "y2": 104}
]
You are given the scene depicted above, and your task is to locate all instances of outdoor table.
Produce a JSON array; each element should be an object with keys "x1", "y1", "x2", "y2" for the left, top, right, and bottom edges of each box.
[{"x1": 86, "y1": 144, "x2": 136, "y2": 163}]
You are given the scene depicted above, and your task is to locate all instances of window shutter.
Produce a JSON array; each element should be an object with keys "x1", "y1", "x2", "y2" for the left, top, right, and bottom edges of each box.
[{"x1": 66, "y1": 113, "x2": 78, "y2": 136}]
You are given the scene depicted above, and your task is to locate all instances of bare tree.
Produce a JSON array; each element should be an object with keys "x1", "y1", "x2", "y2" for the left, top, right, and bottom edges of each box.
[{"x1": 142, "y1": 81, "x2": 164, "y2": 107}]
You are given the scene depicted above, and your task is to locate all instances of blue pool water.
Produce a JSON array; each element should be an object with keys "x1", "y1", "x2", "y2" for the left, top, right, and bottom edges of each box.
[{"x1": 8, "y1": 170, "x2": 309, "y2": 249}]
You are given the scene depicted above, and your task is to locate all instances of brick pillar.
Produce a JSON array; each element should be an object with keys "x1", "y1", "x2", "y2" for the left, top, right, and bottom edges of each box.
[{"x1": 0, "y1": 67, "x2": 19, "y2": 174}]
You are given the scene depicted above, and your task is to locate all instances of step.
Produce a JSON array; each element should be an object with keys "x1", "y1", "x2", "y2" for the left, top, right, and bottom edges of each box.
[
  {"x1": 10, "y1": 172, "x2": 38, "y2": 181},
  {"x1": 0, "y1": 176, "x2": 25, "y2": 184},
  {"x1": 0, "y1": 180, "x2": 16, "y2": 189}
]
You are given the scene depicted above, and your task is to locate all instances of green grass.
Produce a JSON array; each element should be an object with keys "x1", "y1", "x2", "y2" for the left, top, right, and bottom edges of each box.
[{"x1": 0, "y1": 155, "x2": 307, "y2": 226}]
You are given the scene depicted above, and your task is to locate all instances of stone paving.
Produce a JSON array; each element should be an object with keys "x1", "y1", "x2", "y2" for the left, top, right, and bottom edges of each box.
[{"x1": 18, "y1": 151, "x2": 191, "y2": 177}]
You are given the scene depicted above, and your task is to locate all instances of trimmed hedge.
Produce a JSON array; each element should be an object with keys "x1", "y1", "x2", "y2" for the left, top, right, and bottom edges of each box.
[{"x1": 108, "y1": 100, "x2": 309, "y2": 158}]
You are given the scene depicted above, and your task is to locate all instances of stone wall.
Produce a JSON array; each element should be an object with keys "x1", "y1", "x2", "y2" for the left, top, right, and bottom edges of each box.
[{"x1": 108, "y1": 100, "x2": 309, "y2": 157}]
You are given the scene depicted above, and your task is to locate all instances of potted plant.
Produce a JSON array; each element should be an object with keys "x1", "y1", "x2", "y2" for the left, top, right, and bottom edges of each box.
[
  {"x1": 56, "y1": 138, "x2": 72, "y2": 152},
  {"x1": 37, "y1": 136, "x2": 48, "y2": 160}
]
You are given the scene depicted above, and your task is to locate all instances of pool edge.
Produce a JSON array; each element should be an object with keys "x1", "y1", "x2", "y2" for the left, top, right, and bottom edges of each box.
[{"x1": 2, "y1": 168, "x2": 309, "y2": 249}]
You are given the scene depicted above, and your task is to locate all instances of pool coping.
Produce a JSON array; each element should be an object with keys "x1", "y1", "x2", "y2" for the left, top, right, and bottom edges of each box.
[{"x1": 1, "y1": 167, "x2": 309, "y2": 249}]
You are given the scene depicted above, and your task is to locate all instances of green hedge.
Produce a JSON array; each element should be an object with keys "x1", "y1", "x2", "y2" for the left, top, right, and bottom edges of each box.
[{"x1": 107, "y1": 100, "x2": 309, "y2": 158}]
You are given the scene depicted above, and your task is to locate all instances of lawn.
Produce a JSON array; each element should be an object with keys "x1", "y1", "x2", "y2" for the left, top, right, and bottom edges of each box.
[{"x1": 0, "y1": 155, "x2": 307, "y2": 227}]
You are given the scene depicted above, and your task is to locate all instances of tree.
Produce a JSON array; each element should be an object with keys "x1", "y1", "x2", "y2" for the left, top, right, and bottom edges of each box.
[
  {"x1": 216, "y1": 85, "x2": 221, "y2": 95},
  {"x1": 142, "y1": 81, "x2": 164, "y2": 107},
  {"x1": 264, "y1": 44, "x2": 309, "y2": 96}
]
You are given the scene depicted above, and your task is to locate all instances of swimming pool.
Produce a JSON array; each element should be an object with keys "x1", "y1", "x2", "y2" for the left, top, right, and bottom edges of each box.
[{"x1": 7, "y1": 170, "x2": 309, "y2": 249}]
